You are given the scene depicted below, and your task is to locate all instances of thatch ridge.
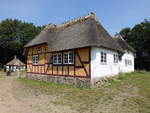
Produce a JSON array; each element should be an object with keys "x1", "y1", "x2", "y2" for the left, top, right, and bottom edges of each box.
[{"x1": 42, "y1": 12, "x2": 97, "y2": 32}]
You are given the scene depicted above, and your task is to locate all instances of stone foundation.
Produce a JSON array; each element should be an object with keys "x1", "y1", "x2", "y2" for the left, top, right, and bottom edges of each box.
[
  {"x1": 91, "y1": 75, "x2": 120, "y2": 88},
  {"x1": 26, "y1": 74, "x2": 91, "y2": 88},
  {"x1": 26, "y1": 74, "x2": 118, "y2": 88}
]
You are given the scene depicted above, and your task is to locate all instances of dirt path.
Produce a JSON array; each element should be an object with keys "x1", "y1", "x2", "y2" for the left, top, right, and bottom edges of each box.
[{"x1": 0, "y1": 75, "x2": 76, "y2": 113}]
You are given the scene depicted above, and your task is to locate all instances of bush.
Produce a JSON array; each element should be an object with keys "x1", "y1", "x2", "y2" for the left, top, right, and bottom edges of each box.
[{"x1": 0, "y1": 64, "x2": 3, "y2": 71}]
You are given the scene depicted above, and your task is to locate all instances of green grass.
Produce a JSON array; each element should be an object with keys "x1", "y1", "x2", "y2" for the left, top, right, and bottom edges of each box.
[
  {"x1": 108, "y1": 71, "x2": 150, "y2": 113},
  {"x1": 18, "y1": 71, "x2": 150, "y2": 113}
]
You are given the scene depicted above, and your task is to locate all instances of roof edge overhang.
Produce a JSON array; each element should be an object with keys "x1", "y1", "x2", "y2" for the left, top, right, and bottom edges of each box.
[
  {"x1": 24, "y1": 42, "x2": 47, "y2": 48},
  {"x1": 24, "y1": 44, "x2": 124, "y2": 56},
  {"x1": 92, "y1": 45, "x2": 124, "y2": 54}
]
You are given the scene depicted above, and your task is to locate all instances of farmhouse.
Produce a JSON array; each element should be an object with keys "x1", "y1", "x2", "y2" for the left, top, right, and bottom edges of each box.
[{"x1": 24, "y1": 13, "x2": 135, "y2": 87}]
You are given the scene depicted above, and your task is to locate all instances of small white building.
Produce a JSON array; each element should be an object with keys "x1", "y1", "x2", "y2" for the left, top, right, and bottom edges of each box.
[{"x1": 5, "y1": 56, "x2": 26, "y2": 72}]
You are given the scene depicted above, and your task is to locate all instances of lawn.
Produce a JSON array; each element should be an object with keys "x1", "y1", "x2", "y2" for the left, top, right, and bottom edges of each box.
[{"x1": 17, "y1": 71, "x2": 150, "y2": 113}]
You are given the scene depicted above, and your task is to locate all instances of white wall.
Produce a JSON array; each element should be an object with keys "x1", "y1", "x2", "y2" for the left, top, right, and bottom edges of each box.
[
  {"x1": 119, "y1": 50, "x2": 135, "y2": 73},
  {"x1": 91, "y1": 47, "x2": 135, "y2": 79},
  {"x1": 91, "y1": 47, "x2": 120, "y2": 79}
]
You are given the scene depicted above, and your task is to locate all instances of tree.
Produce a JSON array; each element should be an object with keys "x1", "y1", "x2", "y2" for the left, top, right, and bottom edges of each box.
[
  {"x1": 0, "y1": 18, "x2": 43, "y2": 67},
  {"x1": 120, "y1": 19, "x2": 150, "y2": 70}
]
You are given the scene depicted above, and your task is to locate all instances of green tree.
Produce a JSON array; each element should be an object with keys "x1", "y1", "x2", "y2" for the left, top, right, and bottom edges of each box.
[
  {"x1": 120, "y1": 19, "x2": 150, "y2": 70},
  {"x1": 0, "y1": 18, "x2": 43, "y2": 66}
]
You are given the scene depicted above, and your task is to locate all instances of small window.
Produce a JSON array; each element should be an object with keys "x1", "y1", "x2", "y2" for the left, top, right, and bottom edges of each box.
[
  {"x1": 63, "y1": 52, "x2": 74, "y2": 64},
  {"x1": 53, "y1": 53, "x2": 62, "y2": 64},
  {"x1": 125, "y1": 59, "x2": 128, "y2": 66},
  {"x1": 125, "y1": 59, "x2": 132, "y2": 66},
  {"x1": 130, "y1": 60, "x2": 132, "y2": 65},
  {"x1": 32, "y1": 55, "x2": 39, "y2": 64},
  {"x1": 114, "y1": 54, "x2": 118, "y2": 63},
  {"x1": 63, "y1": 53, "x2": 68, "y2": 64},
  {"x1": 128, "y1": 60, "x2": 132, "y2": 65},
  {"x1": 118, "y1": 55, "x2": 122, "y2": 61},
  {"x1": 53, "y1": 54, "x2": 58, "y2": 64},
  {"x1": 58, "y1": 54, "x2": 62, "y2": 64},
  {"x1": 37, "y1": 47, "x2": 42, "y2": 53},
  {"x1": 101, "y1": 52, "x2": 107, "y2": 63},
  {"x1": 69, "y1": 52, "x2": 74, "y2": 64}
]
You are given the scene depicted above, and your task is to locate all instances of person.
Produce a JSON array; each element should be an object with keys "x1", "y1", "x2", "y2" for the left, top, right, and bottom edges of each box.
[{"x1": 6, "y1": 69, "x2": 11, "y2": 76}]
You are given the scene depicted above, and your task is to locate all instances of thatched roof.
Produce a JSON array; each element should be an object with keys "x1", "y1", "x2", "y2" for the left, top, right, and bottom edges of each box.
[
  {"x1": 113, "y1": 34, "x2": 136, "y2": 52},
  {"x1": 24, "y1": 13, "x2": 123, "y2": 53},
  {"x1": 6, "y1": 56, "x2": 25, "y2": 66}
]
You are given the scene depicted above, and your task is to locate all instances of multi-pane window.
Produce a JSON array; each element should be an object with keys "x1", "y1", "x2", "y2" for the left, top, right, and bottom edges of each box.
[
  {"x1": 53, "y1": 54, "x2": 57, "y2": 64},
  {"x1": 125, "y1": 59, "x2": 132, "y2": 66},
  {"x1": 69, "y1": 52, "x2": 74, "y2": 63},
  {"x1": 63, "y1": 52, "x2": 74, "y2": 64},
  {"x1": 63, "y1": 53, "x2": 68, "y2": 64},
  {"x1": 32, "y1": 55, "x2": 39, "y2": 64},
  {"x1": 58, "y1": 54, "x2": 62, "y2": 64},
  {"x1": 125, "y1": 59, "x2": 128, "y2": 66},
  {"x1": 128, "y1": 60, "x2": 132, "y2": 65},
  {"x1": 114, "y1": 54, "x2": 118, "y2": 63},
  {"x1": 101, "y1": 52, "x2": 107, "y2": 63},
  {"x1": 118, "y1": 55, "x2": 122, "y2": 61},
  {"x1": 53, "y1": 53, "x2": 62, "y2": 64}
]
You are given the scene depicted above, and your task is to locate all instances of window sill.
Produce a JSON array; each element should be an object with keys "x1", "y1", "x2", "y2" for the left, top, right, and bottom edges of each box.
[
  {"x1": 114, "y1": 63, "x2": 118, "y2": 65},
  {"x1": 52, "y1": 64, "x2": 74, "y2": 66},
  {"x1": 32, "y1": 64, "x2": 45, "y2": 66},
  {"x1": 32, "y1": 64, "x2": 38, "y2": 65},
  {"x1": 100, "y1": 62, "x2": 107, "y2": 65}
]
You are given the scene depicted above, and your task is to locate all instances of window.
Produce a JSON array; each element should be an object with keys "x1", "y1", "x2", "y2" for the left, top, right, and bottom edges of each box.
[
  {"x1": 125, "y1": 59, "x2": 128, "y2": 66},
  {"x1": 128, "y1": 60, "x2": 132, "y2": 65},
  {"x1": 32, "y1": 55, "x2": 39, "y2": 64},
  {"x1": 69, "y1": 52, "x2": 74, "y2": 63},
  {"x1": 63, "y1": 52, "x2": 74, "y2": 64},
  {"x1": 114, "y1": 54, "x2": 118, "y2": 63},
  {"x1": 101, "y1": 52, "x2": 107, "y2": 63},
  {"x1": 118, "y1": 55, "x2": 122, "y2": 61},
  {"x1": 63, "y1": 53, "x2": 68, "y2": 64},
  {"x1": 53, "y1": 53, "x2": 62, "y2": 64},
  {"x1": 125, "y1": 59, "x2": 132, "y2": 66},
  {"x1": 36, "y1": 47, "x2": 42, "y2": 53}
]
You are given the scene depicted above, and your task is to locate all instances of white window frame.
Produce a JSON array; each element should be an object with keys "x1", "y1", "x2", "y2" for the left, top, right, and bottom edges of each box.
[
  {"x1": 63, "y1": 52, "x2": 69, "y2": 64},
  {"x1": 63, "y1": 52, "x2": 74, "y2": 64},
  {"x1": 114, "y1": 54, "x2": 118, "y2": 64},
  {"x1": 32, "y1": 55, "x2": 39, "y2": 65},
  {"x1": 53, "y1": 53, "x2": 62, "y2": 64},
  {"x1": 101, "y1": 52, "x2": 107, "y2": 63}
]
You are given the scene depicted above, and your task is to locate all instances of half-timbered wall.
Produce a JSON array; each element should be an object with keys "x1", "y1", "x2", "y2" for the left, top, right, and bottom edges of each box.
[{"x1": 27, "y1": 44, "x2": 91, "y2": 78}]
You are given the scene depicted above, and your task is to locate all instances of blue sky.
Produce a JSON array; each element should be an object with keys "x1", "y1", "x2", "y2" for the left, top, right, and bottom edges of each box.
[{"x1": 0, "y1": 0, "x2": 149, "y2": 35}]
